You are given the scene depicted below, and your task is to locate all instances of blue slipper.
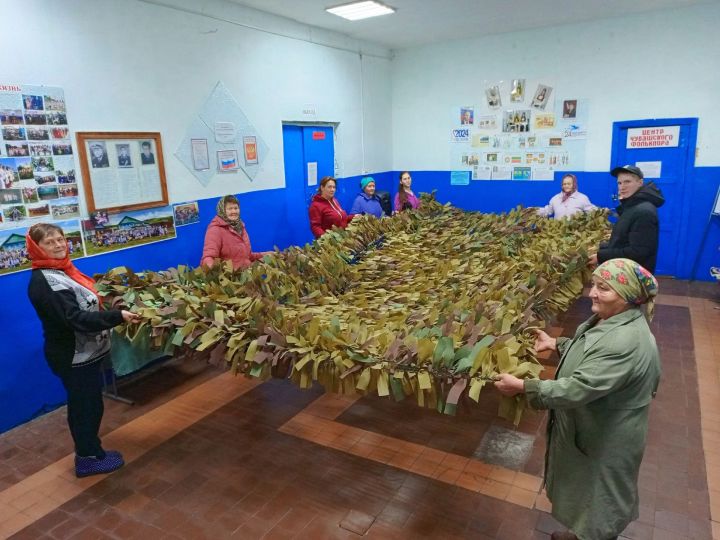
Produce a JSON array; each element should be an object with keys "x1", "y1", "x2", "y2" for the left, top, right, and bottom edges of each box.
[{"x1": 75, "y1": 451, "x2": 124, "y2": 478}]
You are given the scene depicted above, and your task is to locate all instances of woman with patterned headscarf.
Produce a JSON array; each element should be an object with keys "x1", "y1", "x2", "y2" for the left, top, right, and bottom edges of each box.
[
  {"x1": 495, "y1": 258, "x2": 661, "y2": 540},
  {"x1": 536, "y1": 173, "x2": 597, "y2": 219},
  {"x1": 201, "y1": 195, "x2": 270, "y2": 270}
]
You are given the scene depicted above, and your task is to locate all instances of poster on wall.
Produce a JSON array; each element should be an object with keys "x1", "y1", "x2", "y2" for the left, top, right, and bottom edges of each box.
[
  {"x1": 173, "y1": 201, "x2": 200, "y2": 226},
  {"x1": 502, "y1": 110, "x2": 531, "y2": 133},
  {"x1": 531, "y1": 84, "x2": 553, "y2": 110},
  {"x1": 450, "y1": 171, "x2": 470, "y2": 186},
  {"x1": 510, "y1": 79, "x2": 525, "y2": 103},
  {"x1": 0, "y1": 83, "x2": 78, "y2": 229},
  {"x1": 191, "y1": 138, "x2": 209, "y2": 170},
  {"x1": 0, "y1": 219, "x2": 84, "y2": 276},
  {"x1": 80, "y1": 206, "x2": 176, "y2": 257},
  {"x1": 243, "y1": 136, "x2": 258, "y2": 165},
  {"x1": 485, "y1": 86, "x2": 502, "y2": 109},
  {"x1": 476, "y1": 115, "x2": 497, "y2": 130},
  {"x1": 459, "y1": 107, "x2": 474, "y2": 125}
]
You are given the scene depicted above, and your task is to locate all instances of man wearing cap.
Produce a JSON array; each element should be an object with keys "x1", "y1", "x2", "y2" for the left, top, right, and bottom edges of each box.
[
  {"x1": 350, "y1": 177, "x2": 385, "y2": 218},
  {"x1": 588, "y1": 165, "x2": 664, "y2": 273}
]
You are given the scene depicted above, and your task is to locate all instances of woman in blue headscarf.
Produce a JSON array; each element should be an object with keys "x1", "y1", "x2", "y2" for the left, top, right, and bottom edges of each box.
[{"x1": 350, "y1": 177, "x2": 385, "y2": 218}]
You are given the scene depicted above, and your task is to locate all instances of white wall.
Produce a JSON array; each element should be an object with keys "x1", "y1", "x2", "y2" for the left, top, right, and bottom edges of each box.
[
  {"x1": 391, "y1": 3, "x2": 720, "y2": 171},
  {"x1": 0, "y1": 0, "x2": 394, "y2": 204}
]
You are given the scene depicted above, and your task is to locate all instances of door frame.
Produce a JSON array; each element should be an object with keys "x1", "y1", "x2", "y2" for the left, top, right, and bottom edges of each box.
[{"x1": 610, "y1": 117, "x2": 698, "y2": 278}]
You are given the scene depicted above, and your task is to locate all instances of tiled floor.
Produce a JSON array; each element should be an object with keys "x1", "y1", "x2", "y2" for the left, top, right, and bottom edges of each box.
[{"x1": 0, "y1": 278, "x2": 718, "y2": 539}]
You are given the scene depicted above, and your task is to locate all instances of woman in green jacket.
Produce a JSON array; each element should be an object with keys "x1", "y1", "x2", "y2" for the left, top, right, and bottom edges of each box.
[{"x1": 495, "y1": 258, "x2": 661, "y2": 540}]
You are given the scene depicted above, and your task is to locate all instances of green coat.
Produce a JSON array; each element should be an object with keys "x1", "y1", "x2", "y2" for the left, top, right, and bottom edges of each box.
[{"x1": 524, "y1": 308, "x2": 661, "y2": 540}]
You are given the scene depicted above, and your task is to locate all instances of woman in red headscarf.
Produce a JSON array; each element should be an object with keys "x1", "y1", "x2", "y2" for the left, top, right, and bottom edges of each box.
[
  {"x1": 26, "y1": 223, "x2": 139, "y2": 478},
  {"x1": 536, "y1": 173, "x2": 597, "y2": 219}
]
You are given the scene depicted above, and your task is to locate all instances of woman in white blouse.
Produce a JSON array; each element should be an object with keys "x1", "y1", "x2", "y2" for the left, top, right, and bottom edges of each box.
[{"x1": 537, "y1": 174, "x2": 596, "y2": 219}]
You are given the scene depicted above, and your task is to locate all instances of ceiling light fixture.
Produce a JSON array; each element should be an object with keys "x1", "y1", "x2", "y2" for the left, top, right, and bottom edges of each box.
[{"x1": 326, "y1": 1, "x2": 395, "y2": 21}]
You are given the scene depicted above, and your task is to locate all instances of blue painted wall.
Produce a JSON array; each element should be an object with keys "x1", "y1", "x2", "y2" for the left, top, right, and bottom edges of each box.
[{"x1": 1, "y1": 167, "x2": 717, "y2": 434}]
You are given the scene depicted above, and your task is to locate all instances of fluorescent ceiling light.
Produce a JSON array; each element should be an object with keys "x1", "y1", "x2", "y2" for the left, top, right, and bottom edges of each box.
[{"x1": 326, "y1": 1, "x2": 395, "y2": 21}]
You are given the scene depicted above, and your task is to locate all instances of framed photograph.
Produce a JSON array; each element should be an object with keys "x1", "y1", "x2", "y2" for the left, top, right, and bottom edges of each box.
[{"x1": 76, "y1": 131, "x2": 168, "y2": 213}]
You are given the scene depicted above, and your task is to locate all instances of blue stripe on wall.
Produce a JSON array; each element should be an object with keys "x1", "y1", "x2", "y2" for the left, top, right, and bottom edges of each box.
[{"x1": 1, "y1": 167, "x2": 717, "y2": 433}]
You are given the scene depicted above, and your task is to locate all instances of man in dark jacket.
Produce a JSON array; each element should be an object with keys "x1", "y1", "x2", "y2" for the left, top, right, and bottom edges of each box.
[{"x1": 589, "y1": 164, "x2": 665, "y2": 273}]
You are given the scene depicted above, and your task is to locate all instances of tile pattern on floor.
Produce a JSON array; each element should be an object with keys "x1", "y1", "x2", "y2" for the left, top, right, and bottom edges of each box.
[{"x1": 0, "y1": 284, "x2": 716, "y2": 539}]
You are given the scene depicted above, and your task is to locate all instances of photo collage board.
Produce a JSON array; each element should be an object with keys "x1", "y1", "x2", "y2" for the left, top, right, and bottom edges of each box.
[
  {"x1": 0, "y1": 84, "x2": 182, "y2": 276},
  {"x1": 0, "y1": 84, "x2": 79, "y2": 227},
  {"x1": 450, "y1": 79, "x2": 588, "y2": 181}
]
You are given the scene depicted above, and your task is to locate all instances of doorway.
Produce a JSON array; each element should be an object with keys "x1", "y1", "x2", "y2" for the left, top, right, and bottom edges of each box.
[
  {"x1": 282, "y1": 124, "x2": 335, "y2": 247},
  {"x1": 610, "y1": 118, "x2": 698, "y2": 277}
]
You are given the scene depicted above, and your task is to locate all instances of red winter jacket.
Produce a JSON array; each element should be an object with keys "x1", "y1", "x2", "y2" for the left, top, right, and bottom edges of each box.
[
  {"x1": 309, "y1": 194, "x2": 353, "y2": 238},
  {"x1": 201, "y1": 216, "x2": 265, "y2": 270}
]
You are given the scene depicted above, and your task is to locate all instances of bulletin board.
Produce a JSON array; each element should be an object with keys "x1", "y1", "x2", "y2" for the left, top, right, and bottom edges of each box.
[{"x1": 450, "y1": 78, "x2": 588, "y2": 181}]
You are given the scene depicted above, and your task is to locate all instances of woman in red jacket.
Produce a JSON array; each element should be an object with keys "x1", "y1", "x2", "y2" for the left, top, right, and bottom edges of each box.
[
  {"x1": 201, "y1": 195, "x2": 269, "y2": 270},
  {"x1": 309, "y1": 176, "x2": 353, "y2": 238}
]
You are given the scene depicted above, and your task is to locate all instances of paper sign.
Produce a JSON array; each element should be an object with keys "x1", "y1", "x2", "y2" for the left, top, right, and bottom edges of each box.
[
  {"x1": 626, "y1": 126, "x2": 680, "y2": 148},
  {"x1": 492, "y1": 166, "x2": 512, "y2": 180},
  {"x1": 450, "y1": 128, "x2": 470, "y2": 143},
  {"x1": 450, "y1": 171, "x2": 470, "y2": 185},
  {"x1": 635, "y1": 161, "x2": 662, "y2": 178},
  {"x1": 533, "y1": 168, "x2": 554, "y2": 180},
  {"x1": 191, "y1": 139, "x2": 209, "y2": 170},
  {"x1": 214, "y1": 122, "x2": 236, "y2": 143},
  {"x1": 307, "y1": 162, "x2": 317, "y2": 186}
]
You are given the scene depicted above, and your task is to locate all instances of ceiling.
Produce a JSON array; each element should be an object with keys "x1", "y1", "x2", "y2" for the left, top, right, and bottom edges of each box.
[{"x1": 225, "y1": 0, "x2": 714, "y2": 49}]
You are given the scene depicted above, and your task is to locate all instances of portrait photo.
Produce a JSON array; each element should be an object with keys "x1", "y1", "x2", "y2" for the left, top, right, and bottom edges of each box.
[
  {"x1": 460, "y1": 107, "x2": 474, "y2": 125},
  {"x1": 563, "y1": 99, "x2": 578, "y2": 118},
  {"x1": 116, "y1": 144, "x2": 132, "y2": 167},
  {"x1": 140, "y1": 140, "x2": 155, "y2": 165},
  {"x1": 89, "y1": 142, "x2": 110, "y2": 168}
]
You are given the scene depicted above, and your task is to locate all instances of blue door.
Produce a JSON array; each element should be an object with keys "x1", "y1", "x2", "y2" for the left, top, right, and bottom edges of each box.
[
  {"x1": 610, "y1": 118, "x2": 697, "y2": 277},
  {"x1": 281, "y1": 125, "x2": 335, "y2": 247}
]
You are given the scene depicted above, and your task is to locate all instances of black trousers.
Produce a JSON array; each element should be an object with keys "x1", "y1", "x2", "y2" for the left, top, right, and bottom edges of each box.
[{"x1": 58, "y1": 359, "x2": 105, "y2": 457}]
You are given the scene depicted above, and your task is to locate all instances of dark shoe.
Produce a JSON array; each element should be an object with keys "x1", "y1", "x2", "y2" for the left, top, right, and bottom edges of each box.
[
  {"x1": 75, "y1": 451, "x2": 124, "y2": 478},
  {"x1": 551, "y1": 532, "x2": 578, "y2": 540}
]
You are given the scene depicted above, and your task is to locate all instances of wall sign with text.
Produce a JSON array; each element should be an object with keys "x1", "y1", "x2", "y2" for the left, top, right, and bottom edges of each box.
[{"x1": 626, "y1": 126, "x2": 680, "y2": 148}]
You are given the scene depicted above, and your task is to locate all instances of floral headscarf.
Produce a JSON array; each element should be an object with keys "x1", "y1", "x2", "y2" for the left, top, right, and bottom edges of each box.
[
  {"x1": 561, "y1": 173, "x2": 578, "y2": 203},
  {"x1": 593, "y1": 258, "x2": 659, "y2": 320},
  {"x1": 217, "y1": 195, "x2": 244, "y2": 235}
]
